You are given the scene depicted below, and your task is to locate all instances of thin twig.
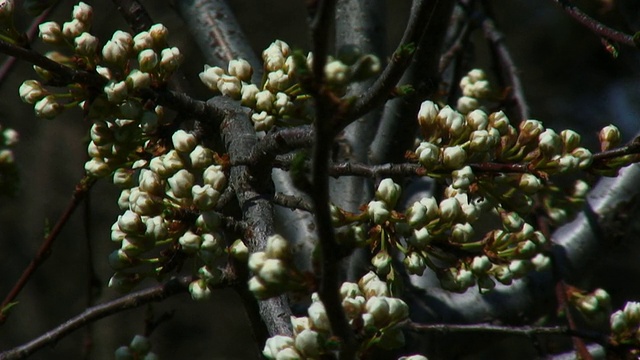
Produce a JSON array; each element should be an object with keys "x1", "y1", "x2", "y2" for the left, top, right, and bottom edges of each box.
[
  {"x1": 0, "y1": 277, "x2": 198, "y2": 360},
  {"x1": 111, "y1": 0, "x2": 154, "y2": 34},
  {"x1": 551, "y1": 0, "x2": 636, "y2": 47},
  {"x1": 0, "y1": 176, "x2": 97, "y2": 324},
  {"x1": 272, "y1": 192, "x2": 314, "y2": 212},
  {"x1": 405, "y1": 321, "x2": 608, "y2": 345}
]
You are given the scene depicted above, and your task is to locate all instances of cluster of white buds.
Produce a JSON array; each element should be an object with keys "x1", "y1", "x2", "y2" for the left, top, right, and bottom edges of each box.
[
  {"x1": 610, "y1": 302, "x2": 640, "y2": 345},
  {"x1": 248, "y1": 234, "x2": 303, "y2": 299},
  {"x1": 107, "y1": 131, "x2": 228, "y2": 293},
  {"x1": 115, "y1": 335, "x2": 158, "y2": 360},
  {"x1": 262, "y1": 272, "x2": 409, "y2": 359},
  {"x1": 459, "y1": 69, "x2": 491, "y2": 103}
]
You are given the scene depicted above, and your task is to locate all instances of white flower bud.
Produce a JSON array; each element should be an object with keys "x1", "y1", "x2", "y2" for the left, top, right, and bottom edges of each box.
[
  {"x1": 118, "y1": 210, "x2": 145, "y2": 235},
  {"x1": 228, "y1": 58, "x2": 253, "y2": 82},
  {"x1": 438, "y1": 106, "x2": 465, "y2": 136},
  {"x1": 469, "y1": 130, "x2": 491, "y2": 152},
  {"x1": 126, "y1": 69, "x2": 151, "y2": 90},
  {"x1": 573, "y1": 179, "x2": 589, "y2": 198},
  {"x1": 531, "y1": 253, "x2": 551, "y2": 270},
  {"x1": 415, "y1": 142, "x2": 440, "y2": 168},
  {"x1": 3, "y1": 128, "x2": 18, "y2": 146},
  {"x1": 387, "y1": 297, "x2": 409, "y2": 323},
  {"x1": 490, "y1": 111, "x2": 510, "y2": 135},
  {"x1": 241, "y1": 83, "x2": 260, "y2": 107},
  {"x1": 132, "y1": 30, "x2": 153, "y2": 53},
  {"x1": 104, "y1": 80, "x2": 128, "y2": 103},
  {"x1": 149, "y1": 23, "x2": 168, "y2": 44},
  {"x1": 159, "y1": 47, "x2": 182, "y2": 73},
  {"x1": 162, "y1": 150, "x2": 185, "y2": 175},
  {"x1": 34, "y1": 95, "x2": 62, "y2": 119},
  {"x1": 138, "y1": 169, "x2": 163, "y2": 195},
  {"x1": 217, "y1": 74, "x2": 242, "y2": 98},
  {"x1": 265, "y1": 234, "x2": 290, "y2": 259},
  {"x1": 442, "y1": 145, "x2": 466, "y2": 169},
  {"x1": 290, "y1": 316, "x2": 311, "y2": 335},
  {"x1": 405, "y1": 202, "x2": 427, "y2": 227},
  {"x1": 439, "y1": 198, "x2": 461, "y2": 222},
  {"x1": 307, "y1": 301, "x2": 330, "y2": 332},
  {"x1": 457, "y1": 96, "x2": 479, "y2": 114},
  {"x1": 571, "y1": 147, "x2": 592, "y2": 169},
  {"x1": 179, "y1": 231, "x2": 201, "y2": 253},
  {"x1": 145, "y1": 216, "x2": 167, "y2": 241},
  {"x1": 273, "y1": 92, "x2": 292, "y2": 115},
  {"x1": 266, "y1": 70, "x2": 290, "y2": 92},
  {"x1": 456, "y1": 269, "x2": 475, "y2": 289},
  {"x1": 367, "y1": 200, "x2": 389, "y2": 224},
  {"x1": 262, "y1": 40, "x2": 289, "y2": 71},
  {"x1": 411, "y1": 227, "x2": 431, "y2": 247},
  {"x1": 263, "y1": 335, "x2": 295, "y2": 360},
  {"x1": 467, "y1": 109, "x2": 488, "y2": 130},
  {"x1": 196, "y1": 211, "x2": 220, "y2": 231},
  {"x1": 252, "y1": 111, "x2": 275, "y2": 131},
  {"x1": 229, "y1": 239, "x2": 249, "y2": 261},
  {"x1": 192, "y1": 184, "x2": 220, "y2": 210},
  {"x1": 189, "y1": 279, "x2": 212, "y2": 301},
  {"x1": 62, "y1": 19, "x2": 86, "y2": 39},
  {"x1": 172, "y1": 130, "x2": 197, "y2": 153},
  {"x1": 365, "y1": 296, "x2": 390, "y2": 325},
  {"x1": 508, "y1": 259, "x2": 532, "y2": 278},
  {"x1": 294, "y1": 329, "x2": 321, "y2": 358},
  {"x1": 84, "y1": 157, "x2": 111, "y2": 177},
  {"x1": 452, "y1": 166, "x2": 474, "y2": 189},
  {"x1": 624, "y1": 302, "x2": 640, "y2": 325},
  {"x1": 168, "y1": 169, "x2": 195, "y2": 198},
  {"x1": 74, "y1": 32, "x2": 97, "y2": 55},
  {"x1": 137, "y1": 49, "x2": 158, "y2": 72},
  {"x1": 372, "y1": 250, "x2": 391, "y2": 276},
  {"x1": 72, "y1": 2, "x2": 92, "y2": 24},
  {"x1": 610, "y1": 310, "x2": 627, "y2": 333},
  {"x1": 102, "y1": 40, "x2": 129, "y2": 65},
  {"x1": 376, "y1": 178, "x2": 401, "y2": 208},
  {"x1": 501, "y1": 211, "x2": 524, "y2": 232},
  {"x1": 259, "y1": 258, "x2": 288, "y2": 285},
  {"x1": 249, "y1": 251, "x2": 268, "y2": 272},
  {"x1": 112, "y1": 168, "x2": 134, "y2": 188},
  {"x1": 358, "y1": 271, "x2": 389, "y2": 298},
  {"x1": 129, "y1": 188, "x2": 160, "y2": 216},
  {"x1": 560, "y1": 129, "x2": 581, "y2": 152},
  {"x1": 519, "y1": 173, "x2": 542, "y2": 194},
  {"x1": 324, "y1": 60, "x2": 350, "y2": 85},
  {"x1": 111, "y1": 30, "x2": 133, "y2": 48},
  {"x1": 599, "y1": 124, "x2": 620, "y2": 151},
  {"x1": 418, "y1": 100, "x2": 439, "y2": 129},
  {"x1": 255, "y1": 90, "x2": 275, "y2": 112},
  {"x1": 109, "y1": 272, "x2": 142, "y2": 293},
  {"x1": 404, "y1": 252, "x2": 426, "y2": 275},
  {"x1": 538, "y1": 129, "x2": 562, "y2": 157},
  {"x1": 451, "y1": 222, "x2": 473, "y2": 242},
  {"x1": 38, "y1": 21, "x2": 61, "y2": 44},
  {"x1": 19, "y1": 80, "x2": 47, "y2": 104},
  {"x1": 189, "y1": 145, "x2": 213, "y2": 169},
  {"x1": 398, "y1": 355, "x2": 428, "y2": 360},
  {"x1": 199, "y1": 65, "x2": 225, "y2": 92},
  {"x1": 471, "y1": 255, "x2": 491, "y2": 275},
  {"x1": 203, "y1": 164, "x2": 226, "y2": 191},
  {"x1": 117, "y1": 189, "x2": 130, "y2": 210}
]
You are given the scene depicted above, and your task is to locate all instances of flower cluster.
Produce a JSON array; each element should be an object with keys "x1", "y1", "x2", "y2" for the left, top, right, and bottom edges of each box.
[
  {"x1": 610, "y1": 302, "x2": 640, "y2": 347},
  {"x1": 199, "y1": 40, "x2": 380, "y2": 131},
  {"x1": 107, "y1": 130, "x2": 229, "y2": 298},
  {"x1": 248, "y1": 234, "x2": 306, "y2": 299},
  {"x1": 262, "y1": 272, "x2": 409, "y2": 359},
  {"x1": 115, "y1": 335, "x2": 158, "y2": 360}
]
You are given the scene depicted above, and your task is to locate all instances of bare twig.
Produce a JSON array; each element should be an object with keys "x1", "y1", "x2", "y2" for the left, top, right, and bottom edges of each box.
[
  {"x1": 0, "y1": 276, "x2": 196, "y2": 360},
  {"x1": 551, "y1": 0, "x2": 636, "y2": 47},
  {"x1": 272, "y1": 192, "x2": 314, "y2": 212},
  {"x1": 0, "y1": 177, "x2": 96, "y2": 324},
  {"x1": 111, "y1": 0, "x2": 154, "y2": 34}
]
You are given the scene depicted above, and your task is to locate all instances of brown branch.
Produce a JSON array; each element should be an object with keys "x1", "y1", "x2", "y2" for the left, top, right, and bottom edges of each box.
[
  {"x1": 0, "y1": 276, "x2": 197, "y2": 360},
  {"x1": 272, "y1": 192, "x2": 314, "y2": 212},
  {"x1": 404, "y1": 321, "x2": 608, "y2": 345},
  {"x1": 0, "y1": 176, "x2": 96, "y2": 324},
  {"x1": 551, "y1": 0, "x2": 636, "y2": 47},
  {"x1": 111, "y1": 0, "x2": 154, "y2": 34}
]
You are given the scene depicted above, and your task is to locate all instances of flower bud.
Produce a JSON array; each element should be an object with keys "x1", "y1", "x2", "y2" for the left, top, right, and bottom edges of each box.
[
  {"x1": 192, "y1": 184, "x2": 220, "y2": 210},
  {"x1": 129, "y1": 335, "x2": 151, "y2": 354},
  {"x1": 451, "y1": 222, "x2": 473, "y2": 242},
  {"x1": 172, "y1": 129, "x2": 197, "y2": 153},
  {"x1": 217, "y1": 74, "x2": 242, "y2": 98},
  {"x1": 251, "y1": 111, "x2": 275, "y2": 131},
  {"x1": 104, "y1": 80, "x2": 128, "y2": 103},
  {"x1": 137, "y1": 49, "x2": 158, "y2": 72},
  {"x1": 538, "y1": 129, "x2": 562, "y2": 157},
  {"x1": 162, "y1": 150, "x2": 185, "y2": 174},
  {"x1": 266, "y1": 69, "x2": 289, "y2": 92},
  {"x1": 118, "y1": 210, "x2": 145, "y2": 234},
  {"x1": 469, "y1": 130, "x2": 491, "y2": 152},
  {"x1": 262, "y1": 40, "x2": 289, "y2": 71},
  {"x1": 610, "y1": 310, "x2": 627, "y2": 333},
  {"x1": 571, "y1": 147, "x2": 593, "y2": 169},
  {"x1": 442, "y1": 146, "x2": 466, "y2": 169},
  {"x1": 387, "y1": 297, "x2": 409, "y2": 323},
  {"x1": 189, "y1": 279, "x2": 212, "y2": 301},
  {"x1": 159, "y1": 47, "x2": 182, "y2": 73},
  {"x1": 599, "y1": 124, "x2": 620, "y2": 151},
  {"x1": 560, "y1": 129, "x2": 581, "y2": 152},
  {"x1": 73, "y1": 32, "x2": 98, "y2": 55},
  {"x1": 229, "y1": 239, "x2": 249, "y2": 261},
  {"x1": 358, "y1": 271, "x2": 388, "y2": 298},
  {"x1": 102, "y1": 40, "x2": 129, "y2": 66},
  {"x1": 34, "y1": 95, "x2": 62, "y2": 119},
  {"x1": 410, "y1": 227, "x2": 431, "y2": 247},
  {"x1": 255, "y1": 90, "x2": 275, "y2": 112},
  {"x1": 307, "y1": 300, "x2": 330, "y2": 332},
  {"x1": 439, "y1": 198, "x2": 461, "y2": 222},
  {"x1": 438, "y1": 106, "x2": 465, "y2": 136},
  {"x1": 168, "y1": 169, "x2": 195, "y2": 198},
  {"x1": 129, "y1": 188, "x2": 160, "y2": 216},
  {"x1": 240, "y1": 83, "x2": 260, "y2": 107},
  {"x1": 367, "y1": 200, "x2": 389, "y2": 224},
  {"x1": 403, "y1": 252, "x2": 426, "y2": 275},
  {"x1": 199, "y1": 65, "x2": 225, "y2": 91},
  {"x1": 19, "y1": 80, "x2": 47, "y2": 104},
  {"x1": 85, "y1": 157, "x2": 111, "y2": 177},
  {"x1": 452, "y1": 166, "x2": 474, "y2": 189},
  {"x1": 39, "y1": 21, "x2": 63, "y2": 44},
  {"x1": 417, "y1": 100, "x2": 439, "y2": 129},
  {"x1": 126, "y1": 69, "x2": 151, "y2": 90},
  {"x1": 365, "y1": 296, "x2": 390, "y2": 325},
  {"x1": 457, "y1": 96, "x2": 479, "y2": 114},
  {"x1": 133, "y1": 30, "x2": 153, "y2": 52},
  {"x1": 518, "y1": 173, "x2": 542, "y2": 194},
  {"x1": 62, "y1": 19, "x2": 86, "y2": 39},
  {"x1": 376, "y1": 178, "x2": 401, "y2": 208},
  {"x1": 149, "y1": 23, "x2": 168, "y2": 45},
  {"x1": 416, "y1": 142, "x2": 439, "y2": 167},
  {"x1": 467, "y1": 109, "x2": 488, "y2": 130},
  {"x1": 228, "y1": 58, "x2": 253, "y2": 82},
  {"x1": 324, "y1": 60, "x2": 350, "y2": 86},
  {"x1": 273, "y1": 92, "x2": 292, "y2": 115},
  {"x1": 263, "y1": 335, "x2": 295, "y2": 360},
  {"x1": 489, "y1": 111, "x2": 510, "y2": 135},
  {"x1": 203, "y1": 164, "x2": 226, "y2": 190},
  {"x1": 72, "y1": 2, "x2": 92, "y2": 24},
  {"x1": 179, "y1": 231, "x2": 201, "y2": 253},
  {"x1": 108, "y1": 272, "x2": 142, "y2": 293},
  {"x1": 0, "y1": 0, "x2": 14, "y2": 21},
  {"x1": 372, "y1": 250, "x2": 391, "y2": 276},
  {"x1": 265, "y1": 234, "x2": 290, "y2": 259},
  {"x1": 294, "y1": 329, "x2": 321, "y2": 358}
]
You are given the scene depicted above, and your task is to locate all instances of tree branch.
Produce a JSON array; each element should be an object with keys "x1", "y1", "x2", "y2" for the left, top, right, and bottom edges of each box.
[
  {"x1": 0, "y1": 276, "x2": 196, "y2": 360},
  {"x1": 0, "y1": 177, "x2": 96, "y2": 324}
]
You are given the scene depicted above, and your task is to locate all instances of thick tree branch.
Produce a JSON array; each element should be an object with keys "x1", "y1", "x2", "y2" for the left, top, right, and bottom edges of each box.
[{"x1": 0, "y1": 276, "x2": 196, "y2": 360}]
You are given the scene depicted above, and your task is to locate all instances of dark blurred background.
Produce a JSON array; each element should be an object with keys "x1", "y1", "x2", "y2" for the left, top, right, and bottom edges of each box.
[{"x1": 0, "y1": 0, "x2": 639, "y2": 359}]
